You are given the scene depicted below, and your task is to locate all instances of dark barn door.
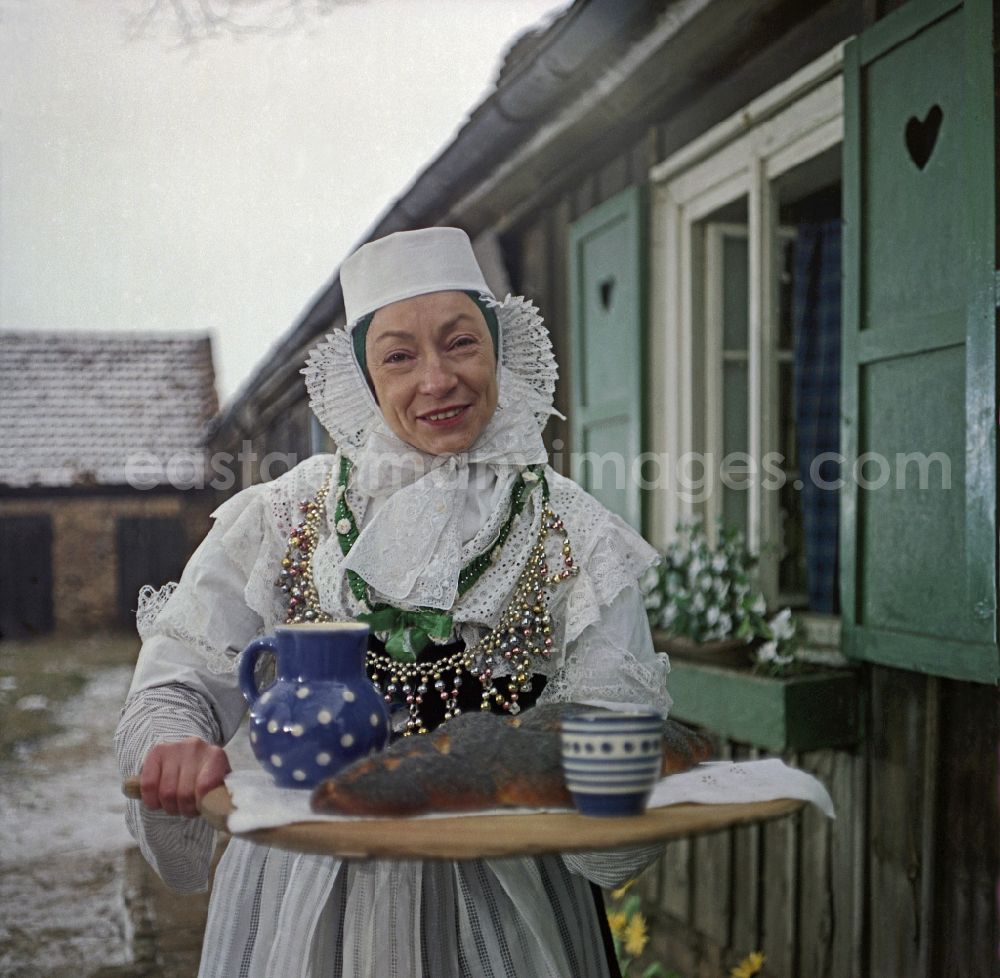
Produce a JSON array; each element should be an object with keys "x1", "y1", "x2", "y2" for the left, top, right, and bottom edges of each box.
[
  {"x1": 0, "y1": 516, "x2": 54, "y2": 638},
  {"x1": 116, "y1": 517, "x2": 186, "y2": 627}
]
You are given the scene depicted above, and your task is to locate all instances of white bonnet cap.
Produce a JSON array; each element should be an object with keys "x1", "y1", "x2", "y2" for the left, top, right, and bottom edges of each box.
[
  {"x1": 305, "y1": 227, "x2": 559, "y2": 450},
  {"x1": 341, "y1": 227, "x2": 493, "y2": 327}
]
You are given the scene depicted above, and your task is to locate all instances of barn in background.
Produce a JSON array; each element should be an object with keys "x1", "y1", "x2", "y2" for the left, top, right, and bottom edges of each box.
[
  {"x1": 0, "y1": 332, "x2": 219, "y2": 636},
  {"x1": 207, "y1": 0, "x2": 998, "y2": 974}
]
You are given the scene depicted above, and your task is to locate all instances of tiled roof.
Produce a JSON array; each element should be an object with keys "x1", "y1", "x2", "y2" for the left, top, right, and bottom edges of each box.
[{"x1": 0, "y1": 331, "x2": 218, "y2": 488}]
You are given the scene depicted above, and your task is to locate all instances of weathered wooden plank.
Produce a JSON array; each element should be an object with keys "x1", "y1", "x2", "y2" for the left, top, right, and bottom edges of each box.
[
  {"x1": 916, "y1": 677, "x2": 940, "y2": 978},
  {"x1": 692, "y1": 742, "x2": 733, "y2": 946},
  {"x1": 868, "y1": 667, "x2": 927, "y2": 977},
  {"x1": 730, "y1": 744, "x2": 762, "y2": 954},
  {"x1": 648, "y1": 912, "x2": 708, "y2": 977},
  {"x1": 931, "y1": 677, "x2": 1000, "y2": 978},
  {"x1": 546, "y1": 196, "x2": 572, "y2": 460},
  {"x1": 633, "y1": 850, "x2": 664, "y2": 908},
  {"x1": 629, "y1": 129, "x2": 658, "y2": 188},
  {"x1": 514, "y1": 217, "x2": 549, "y2": 311},
  {"x1": 571, "y1": 175, "x2": 597, "y2": 222},
  {"x1": 596, "y1": 154, "x2": 631, "y2": 204},
  {"x1": 694, "y1": 939, "x2": 725, "y2": 978},
  {"x1": 796, "y1": 749, "x2": 836, "y2": 978},
  {"x1": 761, "y1": 751, "x2": 799, "y2": 976},
  {"x1": 828, "y1": 745, "x2": 865, "y2": 978},
  {"x1": 659, "y1": 834, "x2": 692, "y2": 922},
  {"x1": 513, "y1": 211, "x2": 562, "y2": 457}
]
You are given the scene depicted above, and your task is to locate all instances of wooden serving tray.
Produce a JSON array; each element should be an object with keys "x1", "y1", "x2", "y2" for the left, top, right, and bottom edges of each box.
[{"x1": 195, "y1": 785, "x2": 803, "y2": 860}]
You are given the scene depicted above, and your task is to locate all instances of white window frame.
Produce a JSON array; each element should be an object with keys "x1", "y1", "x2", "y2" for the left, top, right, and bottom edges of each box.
[
  {"x1": 704, "y1": 223, "x2": 798, "y2": 585},
  {"x1": 648, "y1": 43, "x2": 845, "y2": 604}
]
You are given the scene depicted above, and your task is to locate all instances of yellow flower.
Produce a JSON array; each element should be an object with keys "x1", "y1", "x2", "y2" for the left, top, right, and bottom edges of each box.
[
  {"x1": 607, "y1": 911, "x2": 627, "y2": 940},
  {"x1": 623, "y1": 912, "x2": 649, "y2": 957},
  {"x1": 611, "y1": 878, "x2": 637, "y2": 901},
  {"x1": 731, "y1": 950, "x2": 766, "y2": 978}
]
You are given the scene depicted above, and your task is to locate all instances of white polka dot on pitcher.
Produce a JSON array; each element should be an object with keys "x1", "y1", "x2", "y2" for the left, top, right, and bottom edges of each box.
[
  {"x1": 318, "y1": 710, "x2": 332, "y2": 724},
  {"x1": 341, "y1": 733, "x2": 354, "y2": 747},
  {"x1": 343, "y1": 690, "x2": 355, "y2": 702},
  {"x1": 317, "y1": 752, "x2": 332, "y2": 765},
  {"x1": 297, "y1": 687, "x2": 311, "y2": 699}
]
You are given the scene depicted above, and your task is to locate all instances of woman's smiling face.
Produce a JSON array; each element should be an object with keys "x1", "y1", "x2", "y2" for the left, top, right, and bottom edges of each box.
[{"x1": 365, "y1": 291, "x2": 498, "y2": 456}]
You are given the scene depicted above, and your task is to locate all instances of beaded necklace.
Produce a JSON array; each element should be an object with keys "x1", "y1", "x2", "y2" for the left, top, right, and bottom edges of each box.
[{"x1": 275, "y1": 457, "x2": 579, "y2": 735}]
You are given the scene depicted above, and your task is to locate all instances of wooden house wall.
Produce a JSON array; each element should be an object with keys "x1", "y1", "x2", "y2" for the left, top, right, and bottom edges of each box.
[
  {"x1": 612, "y1": 673, "x2": 998, "y2": 978},
  {"x1": 503, "y1": 0, "x2": 868, "y2": 473},
  {"x1": 493, "y1": 8, "x2": 997, "y2": 974},
  {"x1": 504, "y1": 191, "x2": 1000, "y2": 978},
  {"x1": 202, "y1": 2, "x2": 998, "y2": 972}
]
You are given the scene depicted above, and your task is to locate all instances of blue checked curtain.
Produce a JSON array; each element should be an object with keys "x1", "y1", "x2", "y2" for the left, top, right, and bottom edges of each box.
[{"x1": 793, "y1": 219, "x2": 842, "y2": 614}]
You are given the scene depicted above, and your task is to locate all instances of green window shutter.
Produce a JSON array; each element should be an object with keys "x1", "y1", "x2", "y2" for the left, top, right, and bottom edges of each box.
[
  {"x1": 568, "y1": 186, "x2": 646, "y2": 531},
  {"x1": 841, "y1": 0, "x2": 998, "y2": 682}
]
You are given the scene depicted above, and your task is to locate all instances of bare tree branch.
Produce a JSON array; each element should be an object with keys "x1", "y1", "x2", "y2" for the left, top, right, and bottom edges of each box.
[{"x1": 125, "y1": 0, "x2": 377, "y2": 45}]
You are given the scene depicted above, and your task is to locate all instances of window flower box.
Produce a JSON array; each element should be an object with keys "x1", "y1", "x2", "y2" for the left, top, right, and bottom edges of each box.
[{"x1": 655, "y1": 631, "x2": 861, "y2": 753}]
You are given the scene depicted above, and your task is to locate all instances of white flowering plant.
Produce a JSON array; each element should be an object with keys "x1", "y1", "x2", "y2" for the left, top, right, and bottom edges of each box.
[
  {"x1": 750, "y1": 607, "x2": 804, "y2": 676},
  {"x1": 641, "y1": 520, "x2": 802, "y2": 674}
]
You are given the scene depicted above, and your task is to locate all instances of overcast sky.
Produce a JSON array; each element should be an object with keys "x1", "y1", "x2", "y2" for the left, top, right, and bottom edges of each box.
[{"x1": 0, "y1": 0, "x2": 569, "y2": 403}]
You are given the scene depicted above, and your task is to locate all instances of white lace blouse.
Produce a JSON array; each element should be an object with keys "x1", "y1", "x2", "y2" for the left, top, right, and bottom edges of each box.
[{"x1": 115, "y1": 453, "x2": 671, "y2": 978}]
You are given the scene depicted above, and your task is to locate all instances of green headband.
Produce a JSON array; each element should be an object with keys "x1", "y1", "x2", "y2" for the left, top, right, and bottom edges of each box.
[{"x1": 351, "y1": 291, "x2": 500, "y2": 383}]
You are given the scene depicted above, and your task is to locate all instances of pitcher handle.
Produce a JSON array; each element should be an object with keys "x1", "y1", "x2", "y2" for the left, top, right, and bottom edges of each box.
[{"x1": 239, "y1": 635, "x2": 277, "y2": 707}]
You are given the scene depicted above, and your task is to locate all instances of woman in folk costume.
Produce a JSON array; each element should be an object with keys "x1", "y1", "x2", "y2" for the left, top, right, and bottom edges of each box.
[{"x1": 116, "y1": 227, "x2": 672, "y2": 978}]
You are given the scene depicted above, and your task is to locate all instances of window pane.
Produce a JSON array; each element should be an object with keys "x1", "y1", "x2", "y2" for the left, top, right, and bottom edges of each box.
[
  {"x1": 779, "y1": 359, "x2": 797, "y2": 470},
  {"x1": 784, "y1": 186, "x2": 842, "y2": 614},
  {"x1": 722, "y1": 360, "x2": 748, "y2": 458},
  {"x1": 777, "y1": 234, "x2": 796, "y2": 350},
  {"x1": 722, "y1": 481, "x2": 749, "y2": 539},
  {"x1": 778, "y1": 475, "x2": 808, "y2": 603},
  {"x1": 722, "y1": 234, "x2": 749, "y2": 351}
]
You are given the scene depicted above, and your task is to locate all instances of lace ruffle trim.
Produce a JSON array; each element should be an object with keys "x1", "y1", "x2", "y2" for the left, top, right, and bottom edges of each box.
[
  {"x1": 538, "y1": 646, "x2": 673, "y2": 718},
  {"x1": 547, "y1": 473, "x2": 660, "y2": 645},
  {"x1": 136, "y1": 582, "x2": 236, "y2": 676}
]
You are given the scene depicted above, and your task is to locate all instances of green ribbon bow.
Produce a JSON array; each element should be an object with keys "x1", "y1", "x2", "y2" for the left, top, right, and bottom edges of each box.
[{"x1": 357, "y1": 605, "x2": 454, "y2": 663}]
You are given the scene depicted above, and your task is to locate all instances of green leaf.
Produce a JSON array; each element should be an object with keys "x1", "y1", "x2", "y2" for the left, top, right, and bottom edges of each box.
[
  {"x1": 622, "y1": 894, "x2": 643, "y2": 917},
  {"x1": 641, "y1": 965, "x2": 673, "y2": 978}
]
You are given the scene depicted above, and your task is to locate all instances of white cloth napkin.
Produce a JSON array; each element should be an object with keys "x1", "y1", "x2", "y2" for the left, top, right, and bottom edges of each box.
[
  {"x1": 224, "y1": 758, "x2": 834, "y2": 834},
  {"x1": 645, "y1": 759, "x2": 834, "y2": 816}
]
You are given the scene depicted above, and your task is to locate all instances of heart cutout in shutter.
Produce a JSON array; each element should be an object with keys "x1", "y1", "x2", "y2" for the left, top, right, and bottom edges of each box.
[
  {"x1": 599, "y1": 277, "x2": 615, "y2": 311},
  {"x1": 904, "y1": 104, "x2": 943, "y2": 170}
]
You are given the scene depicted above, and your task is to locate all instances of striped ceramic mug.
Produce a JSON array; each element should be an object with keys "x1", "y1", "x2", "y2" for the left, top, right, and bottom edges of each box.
[{"x1": 560, "y1": 708, "x2": 664, "y2": 816}]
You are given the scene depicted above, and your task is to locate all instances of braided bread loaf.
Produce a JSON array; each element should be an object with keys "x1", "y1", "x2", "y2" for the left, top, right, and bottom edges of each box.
[{"x1": 310, "y1": 703, "x2": 712, "y2": 817}]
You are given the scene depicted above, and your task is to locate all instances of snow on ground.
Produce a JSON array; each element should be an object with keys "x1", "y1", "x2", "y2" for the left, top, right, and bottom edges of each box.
[
  {"x1": 0, "y1": 665, "x2": 135, "y2": 865},
  {"x1": 0, "y1": 664, "x2": 137, "y2": 977}
]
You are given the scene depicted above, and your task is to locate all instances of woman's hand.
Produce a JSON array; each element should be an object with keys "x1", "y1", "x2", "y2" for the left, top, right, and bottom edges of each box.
[{"x1": 140, "y1": 737, "x2": 231, "y2": 818}]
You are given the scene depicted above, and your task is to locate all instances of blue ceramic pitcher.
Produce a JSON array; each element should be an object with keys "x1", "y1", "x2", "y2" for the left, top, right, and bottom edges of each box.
[{"x1": 238, "y1": 622, "x2": 390, "y2": 789}]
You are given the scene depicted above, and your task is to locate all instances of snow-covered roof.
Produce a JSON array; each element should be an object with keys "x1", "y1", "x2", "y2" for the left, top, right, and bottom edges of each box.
[{"x1": 0, "y1": 331, "x2": 218, "y2": 489}]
